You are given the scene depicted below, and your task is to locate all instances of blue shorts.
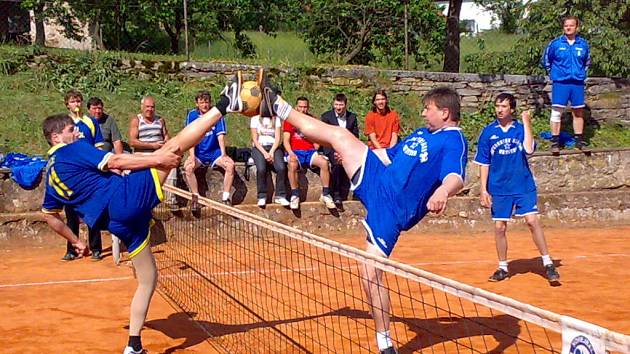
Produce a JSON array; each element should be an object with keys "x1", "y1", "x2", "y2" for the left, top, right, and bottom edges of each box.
[
  {"x1": 552, "y1": 81, "x2": 585, "y2": 109},
  {"x1": 106, "y1": 168, "x2": 163, "y2": 258},
  {"x1": 491, "y1": 192, "x2": 539, "y2": 221},
  {"x1": 197, "y1": 149, "x2": 222, "y2": 168},
  {"x1": 285, "y1": 150, "x2": 317, "y2": 169},
  {"x1": 351, "y1": 148, "x2": 400, "y2": 257}
]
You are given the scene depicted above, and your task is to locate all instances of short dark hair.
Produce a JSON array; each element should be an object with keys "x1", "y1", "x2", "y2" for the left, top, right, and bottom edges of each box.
[
  {"x1": 495, "y1": 93, "x2": 516, "y2": 109},
  {"x1": 195, "y1": 90, "x2": 211, "y2": 102},
  {"x1": 422, "y1": 87, "x2": 461, "y2": 122},
  {"x1": 334, "y1": 93, "x2": 347, "y2": 104},
  {"x1": 87, "y1": 97, "x2": 103, "y2": 109},
  {"x1": 296, "y1": 96, "x2": 309, "y2": 104},
  {"x1": 371, "y1": 89, "x2": 390, "y2": 114},
  {"x1": 64, "y1": 89, "x2": 83, "y2": 105},
  {"x1": 563, "y1": 16, "x2": 580, "y2": 26},
  {"x1": 43, "y1": 114, "x2": 73, "y2": 146}
]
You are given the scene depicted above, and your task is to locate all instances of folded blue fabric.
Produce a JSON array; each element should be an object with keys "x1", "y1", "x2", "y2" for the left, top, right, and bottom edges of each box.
[
  {"x1": 1, "y1": 153, "x2": 47, "y2": 189},
  {"x1": 538, "y1": 131, "x2": 576, "y2": 148}
]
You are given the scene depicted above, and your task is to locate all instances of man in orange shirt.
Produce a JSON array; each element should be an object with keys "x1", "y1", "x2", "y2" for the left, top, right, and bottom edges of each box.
[{"x1": 364, "y1": 89, "x2": 400, "y2": 149}]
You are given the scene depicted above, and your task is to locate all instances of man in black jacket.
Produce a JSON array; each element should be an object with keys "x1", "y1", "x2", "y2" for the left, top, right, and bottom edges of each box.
[{"x1": 320, "y1": 93, "x2": 359, "y2": 208}]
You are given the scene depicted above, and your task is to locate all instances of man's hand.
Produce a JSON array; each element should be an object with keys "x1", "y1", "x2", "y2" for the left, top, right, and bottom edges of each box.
[
  {"x1": 480, "y1": 191, "x2": 492, "y2": 208},
  {"x1": 72, "y1": 240, "x2": 88, "y2": 257},
  {"x1": 334, "y1": 151, "x2": 343, "y2": 163},
  {"x1": 155, "y1": 151, "x2": 181, "y2": 169},
  {"x1": 521, "y1": 110, "x2": 531, "y2": 125},
  {"x1": 427, "y1": 187, "x2": 449, "y2": 214}
]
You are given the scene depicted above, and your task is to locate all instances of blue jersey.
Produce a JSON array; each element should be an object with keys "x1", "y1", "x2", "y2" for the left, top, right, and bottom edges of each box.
[
  {"x1": 185, "y1": 109, "x2": 226, "y2": 162},
  {"x1": 41, "y1": 140, "x2": 121, "y2": 228},
  {"x1": 384, "y1": 126, "x2": 468, "y2": 231},
  {"x1": 473, "y1": 119, "x2": 536, "y2": 196},
  {"x1": 74, "y1": 115, "x2": 104, "y2": 148},
  {"x1": 541, "y1": 35, "x2": 590, "y2": 82}
]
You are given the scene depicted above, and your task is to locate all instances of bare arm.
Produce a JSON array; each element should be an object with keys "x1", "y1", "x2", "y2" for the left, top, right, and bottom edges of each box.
[
  {"x1": 283, "y1": 131, "x2": 295, "y2": 156},
  {"x1": 218, "y1": 134, "x2": 227, "y2": 156},
  {"x1": 479, "y1": 164, "x2": 492, "y2": 208},
  {"x1": 368, "y1": 133, "x2": 382, "y2": 149},
  {"x1": 107, "y1": 150, "x2": 180, "y2": 171},
  {"x1": 390, "y1": 132, "x2": 398, "y2": 147},
  {"x1": 270, "y1": 125, "x2": 282, "y2": 155},
  {"x1": 426, "y1": 174, "x2": 464, "y2": 214},
  {"x1": 251, "y1": 128, "x2": 268, "y2": 154},
  {"x1": 113, "y1": 140, "x2": 124, "y2": 154},
  {"x1": 521, "y1": 111, "x2": 535, "y2": 154},
  {"x1": 161, "y1": 118, "x2": 171, "y2": 141},
  {"x1": 42, "y1": 212, "x2": 87, "y2": 255}
]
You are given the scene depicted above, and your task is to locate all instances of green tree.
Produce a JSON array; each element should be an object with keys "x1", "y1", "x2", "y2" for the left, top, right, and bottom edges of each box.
[
  {"x1": 464, "y1": 0, "x2": 630, "y2": 77},
  {"x1": 302, "y1": 0, "x2": 445, "y2": 67},
  {"x1": 473, "y1": 0, "x2": 525, "y2": 33}
]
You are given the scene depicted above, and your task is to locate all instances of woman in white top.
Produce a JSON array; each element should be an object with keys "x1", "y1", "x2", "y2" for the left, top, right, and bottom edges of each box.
[{"x1": 250, "y1": 115, "x2": 289, "y2": 207}]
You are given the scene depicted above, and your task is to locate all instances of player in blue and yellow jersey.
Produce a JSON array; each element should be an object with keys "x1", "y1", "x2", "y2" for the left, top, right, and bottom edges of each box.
[
  {"x1": 41, "y1": 74, "x2": 245, "y2": 354},
  {"x1": 256, "y1": 82, "x2": 467, "y2": 354},
  {"x1": 541, "y1": 16, "x2": 591, "y2": 154},
  {"x1": 474, "y1": 93, "x2": 560, "y2": 284},
  {"x1": 62, "y1": 89, "x2": 106, "y2": 261},
  {"x1": 183, "y1": 90, "x2": 235, "y2": 207}
]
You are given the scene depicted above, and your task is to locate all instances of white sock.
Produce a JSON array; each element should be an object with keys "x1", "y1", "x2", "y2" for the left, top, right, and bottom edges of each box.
[
  {"x1": 541, "y1": 255, "x2": 553, "y2": 266},
  {"x1": 274, "y1": 96, "x2": 292, "y2": 121},
  {"x1": 498, "y1": 261, "x2": 508, "y2": 272},
  {"x1": 376, "y1": 330, "x2": 393, "y2": 350},
  {"x1": 222, "y1": 191, "x2": 230, "y2": 201}
]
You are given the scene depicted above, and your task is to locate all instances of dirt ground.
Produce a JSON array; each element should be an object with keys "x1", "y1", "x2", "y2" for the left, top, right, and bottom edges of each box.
[{"x1": 1, "y1": 224, "x2": 629, "y2": 353}]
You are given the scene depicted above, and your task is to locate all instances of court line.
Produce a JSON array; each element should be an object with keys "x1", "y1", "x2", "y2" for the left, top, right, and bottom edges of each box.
[{"x1": 2, "y1": 253, "x2": 630, "y2": 289}]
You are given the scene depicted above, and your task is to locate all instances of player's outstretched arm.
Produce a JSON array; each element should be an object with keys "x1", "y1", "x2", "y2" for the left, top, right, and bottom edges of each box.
[
  {"x1": 42, "y1": 212, "x2": 87, "y2": 256},
  {"x1": 426, "y1": 175, "x2": 464, "y2": 214},
  {"x1": 107, "y1": 149, "x2": 181, "y2": 171}
]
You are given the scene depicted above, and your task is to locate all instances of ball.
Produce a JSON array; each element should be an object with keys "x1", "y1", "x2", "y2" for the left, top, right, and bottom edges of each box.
[{"x1": 240, "y1": 80, "x2": 262, "y2": 117}]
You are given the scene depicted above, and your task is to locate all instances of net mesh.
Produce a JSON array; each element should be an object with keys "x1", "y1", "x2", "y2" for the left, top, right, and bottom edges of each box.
[{"x1": 152, "y1": 186, "x2": 629, "y2": 354}]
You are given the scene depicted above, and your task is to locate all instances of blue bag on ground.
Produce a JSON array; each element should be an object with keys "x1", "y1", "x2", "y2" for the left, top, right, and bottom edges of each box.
[{"x1": 0, "y1": 152, "x2": 47, "y2": 189}]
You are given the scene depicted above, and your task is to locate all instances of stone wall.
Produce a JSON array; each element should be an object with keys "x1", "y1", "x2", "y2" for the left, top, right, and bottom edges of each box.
[{"x1": 166, "y1": 62, "x2": 629, "y2": 126}]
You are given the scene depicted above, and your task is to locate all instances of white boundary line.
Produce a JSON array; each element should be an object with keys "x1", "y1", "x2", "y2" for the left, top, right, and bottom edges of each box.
[{"x1": 0, "y1": 276, "x2": 133, "y2": 289}]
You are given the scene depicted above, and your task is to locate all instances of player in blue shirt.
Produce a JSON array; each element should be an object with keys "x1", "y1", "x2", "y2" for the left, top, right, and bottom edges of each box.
[
  {"x1": 541, "y1": 16, "x2": 591, "y2": 154},
  {"x1": 62, "y1": 89, "x2": 106, "y2": 261},
  {"x1": 40, "y1": 75, "x2": 244, "y2": 354},
  {"x1": 474, "y1": 93, "x2": 560, "y2": 284},
  {"x1": 183, "y1": 90, "x2": 236, "y2": 207},
  {"x1": 257, "y1": 82, "x2": 467, "y2": 354}
]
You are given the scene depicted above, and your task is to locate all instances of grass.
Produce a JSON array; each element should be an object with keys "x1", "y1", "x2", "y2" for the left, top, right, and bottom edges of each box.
[{"x1": 0, "y1": 43, "x2": 627, "y2": 156}]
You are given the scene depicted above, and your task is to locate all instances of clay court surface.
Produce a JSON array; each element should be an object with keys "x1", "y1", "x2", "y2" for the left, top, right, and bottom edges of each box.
[{"x1": 1, "y1": 224, "x2": 629, "y2": 353}]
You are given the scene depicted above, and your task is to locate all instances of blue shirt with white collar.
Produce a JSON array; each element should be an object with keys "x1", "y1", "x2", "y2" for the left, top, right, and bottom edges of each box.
[
  {"x1": 74, "y1": 115, "x2": 104, "y2": 148},
  {"x1": 541, "y1": 35, "x2": 590, "y2": 82},
  {"x1": 384, "y1": 126, "x2": 468, "y2": 231},
  {"x1": 474, "y1": 119, "x2": 536, "y2": 196},
  {"x1": 185, "y1": 109, "x2": 226, "y2": 162}
]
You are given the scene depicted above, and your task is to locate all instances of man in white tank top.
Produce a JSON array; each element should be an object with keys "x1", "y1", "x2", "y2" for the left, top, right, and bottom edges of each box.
[{"x1": 129, "y1": 96, "x2": 178, "y2": 207}]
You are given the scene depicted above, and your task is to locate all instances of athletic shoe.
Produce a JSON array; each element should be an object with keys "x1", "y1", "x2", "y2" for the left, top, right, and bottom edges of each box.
[
  {"x1": 123, "y1": 346, "x2": 146, "y2": 354},
  {"x1": 550, "y1": 143, "x2": 560, "y2": 156},
  {"x1": 320, "y1": 194, "x2": 336, "y2": 209},
  {"x1": 575, "y1": 140, "x2": 591, "y2": 152},
  {"x1": 219, "y1": 71, "x2": 243, "y2": 113},
  {"x1": 379, "y1": 347, "x2": 398, "y2": 354},
  {"x1": 274, "y1": 196, "x2": 290, "y2": 207},
  {"x1": 257, "y1": 198, "x2": 266, "y2": 207},
  {"x1": 488, "y1": 268, "x2": 509, "y2": 282},
  {"x1": 190, "y1": 194, "x2": 200, "y2": 212},
  {"x1": 61, "y1": 252, "x2": 77, "y2": 261},
  {"x1": 222, "y1": 198, "x2": 232, "y2": 206},
  {"x1": 545, "y1": 264, "x2": 560, "y2": 282},
  {"x1": 91, "y1": 250, "x2": 102, "y2": 261},
  {"x1": 290, "y1": 195, "x2": 300, "y2": 210},
  {"x1": 259, "y1": 73, "x2": 291, "y2": 119}
]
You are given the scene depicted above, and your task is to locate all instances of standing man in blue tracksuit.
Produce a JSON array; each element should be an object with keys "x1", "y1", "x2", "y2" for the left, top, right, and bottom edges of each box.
[{"x1": 541, "y1": 15, "x2": 591, "y2": 155}]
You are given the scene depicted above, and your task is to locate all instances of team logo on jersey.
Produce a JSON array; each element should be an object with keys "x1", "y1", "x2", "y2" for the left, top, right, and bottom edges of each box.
[
  {"x1": 490, "y1": 138, "x2": 522, "y2": 156},
  {"x1": 403, "y1": 135, "x2": 429, "y2": 162},
  {"x1": 490, "y1": 135, "x2": 499, "y2": 140},
  {"x1": 377, "y1": 237, "x2": 388, "y2": 248},
  {"x1": 568, "y1": 335, "x2": 596, "y2": 354}
]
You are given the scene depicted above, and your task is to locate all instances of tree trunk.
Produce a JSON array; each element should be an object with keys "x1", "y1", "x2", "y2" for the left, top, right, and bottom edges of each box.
[
  {"x1": 443, "y1": 0, "x2": 462, "y2": 72},
  {"x1": 33, "y1": 4, "x2": 45, "y2": 46},
  {"x1": 88, "y1": 19, "x2": 105, "y2": 50}
]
